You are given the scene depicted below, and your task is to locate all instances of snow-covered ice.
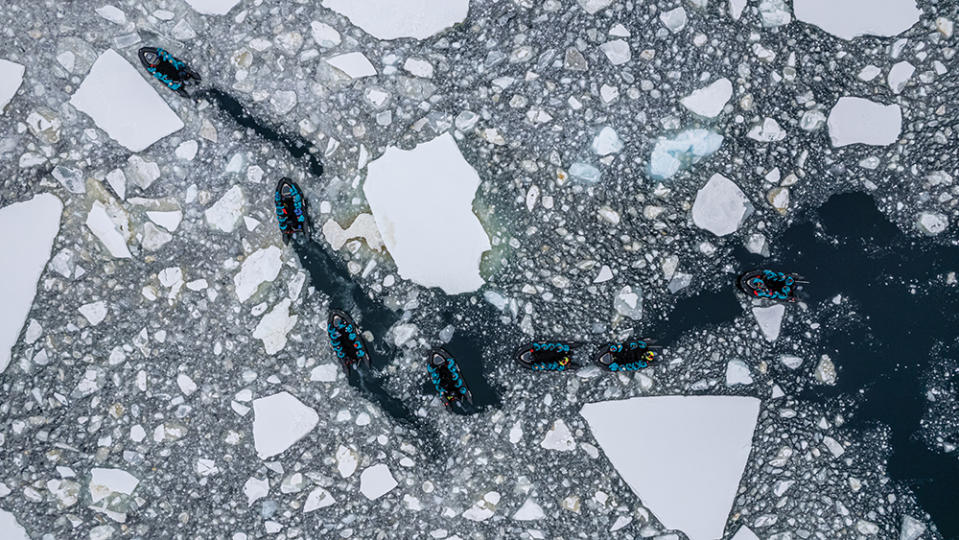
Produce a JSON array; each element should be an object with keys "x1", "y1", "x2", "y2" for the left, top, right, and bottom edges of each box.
[
  {"x1": 794, "y1": 0, "x2": 920, "y2": 40},
  {"x1": 363, "y1": 133, "x2": 491, "y2": 294},
  {"x1": 747, "y1": 117, "x2": 786, "y2": 142},
  {"x1": 591, "y1": 127, "x2": 623, "y2": 155},
  {"x1": 752, "y1": 304, "x2": 785, "y2": 342},
  {"x1": 234, "y1": 246, "x2": 283, "y2": 302},
  {"x1": 680, "y1": 78, "x2": 732, "y2": 118},
  {"x1": 887, "y1": 61, "x2": 915, "y2": 94},
  {"x1": 252, "y1": 392, "x2": 319, "y2": 459},
  {"x1": 692, "y1": 174, "x2": 753, "y2": 237},
  {"x1": 86, "y1": 201, "x2": 132, "y2": 258},
  {"x1": 540, "y1": 419, "x2": 576, "y2": 451},
  {"x1": 0, "y1": 506, "x2": 28, "y2": 539},
  {"x1": 79, "y1": 301, "x2": 108, "y2": 326},
  {"x1": 253, "y1": 299, "x2": 297, "y2": 354},
  {"x1": 205, "y1": 185, "x2": 246, "y2": 233},
  {"x1": 827, "y1": 97, "x2": 902, "y2": 147},
  {"x1": 731, "y1": 525, "x2": 760, "y2": 540},
  {"x1": 0, "y1": 194, "x2": 62, "y2": 372},
  {"x1": 326, "y1": 52, "x2": 377, "y2": 79},
  {"x1": 322, "y1": 0, "x2": 469, "y2": 40},
  {"x1": 512, "y1": 499, "x2": 546, "y2": 521},
  {"x1": 359, "y1": 464, "x2": 398, "y2": 500},
  {"x1": 726, "y1": 359, "x2": 754, "y2": 386},
  {"x1": 70, "y1": 49, "x2": 183, "y2": 152},
  {"x1": 649, "y1": 129, "x2": 723, "y2": 180},
  {"x1": 0, "y1": 59, "x2": 25, "y2": 112},
  {"x1": 581, "y1": 396, "x2": 761, "y2": 540},
  {"x1": 183, "y1": 0, "x2": 241, "y2": 16}
]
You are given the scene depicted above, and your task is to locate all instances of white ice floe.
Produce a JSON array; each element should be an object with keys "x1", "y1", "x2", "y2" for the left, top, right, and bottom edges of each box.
[
  {"x1": 95, "y1": 5, "x2": 126, "y2": 24},
  {"x1": 70, "y1": 49, "x2": 183, "y2": 152},
  {"x1": 747, "y1": 117, "x2": 786, "y2": 142},
  {"x1": 900, "y1": 515, "x2": 927, "y2": 540},
  {"x1": 322, "y1": 0, "x2": 468, "y2": 40},
  {"x1": 660, "y1": 7, "x2": 688, "y2": 33},
  {"x1": 613, "y1": 285, "x2": 643, "y2": 320},
  {"x1": 591, "y1": 127, "x2": 623, "y2": 155},
  {"x1": 0, "y1": 194, "x2": 62, "y2": 373},
  {"x1": 364, "y1": 133, "x2": 491, "y2": 295},
  {"x1": 243, "y1": 477, "x2": 269, "y2": 506},
  {"x1": 0, "y1": 59, "x2": 25, "y2": 112},
  {"x1": 692, "y1": 174, "x2": 753, "y2": 237},
  {"x1": 917, "y1": 212, "x2": 948, "y2": 235},
  {"x1": 311, "y1": 21, "x2": 342, "y2": 48},
  {"x1": 827, "y1": 97, "x2": 902, "y2": 147},
  {"x1": 205, "y1": 185, "x2": 246, "y2": 233},
  {"x1": 403, "y1": 58, "x2": 434, "y2": 78},
  {"x1": 146, "y1": 210, "x2": 182, "y2": 232},
  {"x1": 322, "y1": 213, "x2": 384, "y2": 251},
  {"x1": 752, "y1": 304, "x2": 785, "y2": 342},
  {"x1": 887, "y1": 61, "x2": 915, "y2": 94},
  {"x1": 326, "y1": 52, "x2": 377, "y2": 79},
  {"x1": 253, "y1": 299, "x2": 297, "y2": 355},
  {"x1": 0, "y1": 507, "x2": 28, "y2": 539},
  {"x1": 758, "y1": 0, "x2": 791, "y2": 27},
  {"x1": 79, "y1": 301, "x2": 108, "y2": 326},
  {"x1": 463, "y1": 492, "x2": 500, "y2": 521},
  {"x1": 540, "y1": 419, "x2": 576, "y2": 451},
  {"x1": 86, "y1": 201, "x2": 132, "y2": 258},
  {"x1": 234, "y1": 246, "x2": 283, "y2": 302},
  {"x1": 89, "y1": 467, "x2": 139, "y2": 521},
  {"x1": 794, "y1": 0, "x2": 920, "y2": 40},
  {"x1": 512, "y1": 499, "x2": 546, "y2": 521},
  {"x1": 252, "y1": 391, "x2": 319, "y2": 459},
  {"x1": 578, "y1": 0, "x2": 614, "y2": 14},
  {"x1": 600, "y1": 39, "x2": 631, "y2": 65},
  {"x1": 304, "y1": 487, "x2": 336, "y2": 512},
  {"x1": 360, "y1": 464, "x2": 398, "y2": 500},
  {"x1": 681, "y1": 78, "x2": 733, "y2": 118},
  {"x1": 581, "y1": 396, "x2": 761, "y2": 540},
  {"x1": 732, "y1": 525, "x2": 760, "y2": 540},
  {"x1": 729, "y1": 0, "x2": 747, "y2": 20},
  {"x1": 726, "y1": 359, "x2": 754, "y2": 386},
  {"x1": 649, "y1": 129, "x2": 723, "y2": 180},
  {"x1": 183, "y1": 0, "x2": 241, "y2": 15},
  {"x1": 336, "y1": 445, "x2": 358, "y2": 478}
]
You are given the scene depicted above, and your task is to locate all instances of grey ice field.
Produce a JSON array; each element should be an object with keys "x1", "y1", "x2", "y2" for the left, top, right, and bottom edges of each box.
[{"x1": 0, "y1": 0, "x2": 957, "y2": 539}]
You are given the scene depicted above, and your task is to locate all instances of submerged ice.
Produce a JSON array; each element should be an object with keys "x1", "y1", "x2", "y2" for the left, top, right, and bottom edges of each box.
[{"x1": 649, "y1": 129, "x2": 723, "y2": 180}]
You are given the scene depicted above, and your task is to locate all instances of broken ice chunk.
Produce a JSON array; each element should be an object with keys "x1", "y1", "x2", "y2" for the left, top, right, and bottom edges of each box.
[
  {"x1": 359, "y1": 464, "x2": 398, "y2": 500},
  {"x1": 322, "y1": 213, "x2": 384, "y2": 251},
  {"x1": 253, "y1": 299, "x2": 297, "y2": 355},
  {"x1": 578, "y1": 0, "x2": 614, "y2": 14},
  {"x1": 752, "y1": 305, "x2": 785, "y2": 341},
  {"x1": 86, "y1": 201, "x2": 132, "y2": 258},
  {"x1": 326, "y1": 52, "x2": 377, "y2": 79},
  {"x1": 234, "y1": 246, "x2": 283, "y2": 302},
  {"x1": 726, "y1": 359, "x2": 753, "y2": 386},
  {"x1": 580, "y1": 396, "x2": 760, "y2": 540},
  {"x1": 540, "y1": 419, "x2": 576, "y2": 451},
  {"x1": 691, "y1": 174, "x2": 753, "y2": 237},
  {"x1": 758, "y1": 0, "x2": 791, "y2": 26},
  {"x1": 916, "y1": 212, "x2": 948, "y2": 235},
  {"x1": 793, "y1": 0, "x2": 920, "y2": 40},
  {"x1": 146, "y1": 210, "x2": 182, "y2": 232},
  {"x1": 613, "y1": 285, "x2": 643, "y2": 320},
  {"x1": 660, "y1": 7, "x2": 688, "y2": 32},
  {"x1": 403, "y1": 58, "x2": 434, "y2": 78},
  {"x1": 79, "y1": 301, "x2": 108, "y2": 326},
  {"x1": 204, "y1": 185, "x2": 246, "y2": 233},
  {"x1": 0, "y1": 194, "x2": 62, "y2": 373},
  {"x1": 310, "y1": 21, "x2": 341, "y2": 47},
  {"x1": 0, "y1": 58, "x2": 25, "y2": 112},
  {"x1": 747, "y1": 117, "x2": 786, "y2": 142},
  {"x1": 183, "y1": 0, "x2": 241, "y2": 15},
  {"x1": 591, "y1": 127, "x2": 623, "y2": 155},
  {"x1": 88, "y1": 468, "x2": 139, "y2": 523},
  {"x1": 570, "y1": 162, "x2": 602, "y2": 183},
  {"x1": 70, "y1": 50, "x2": 183, "y2": 152},
  {"x1": 827, "y1": 97, "x2": 902, "y2": 147},
  {"x1": 680, "y1": 78, "x2": 732, "y2": 118},
  {"x1": 322, "y1": 0, "x2": 468, "y2": 40},
  {"x1": 363, "y1": 133, "x2": 491, "y2": 295},
  {"x1": 304, "y1": 487, "x2": 336, "y2": 512},
  {"x1": 731, "y1": 526, "x2": 760, "y2": 540},
  {"x1": 252, "y1": 391, "x2": 319, "y2": 459},
  {"x1": 887, "y1": 61, "x2": 915, "y2": 94},
  {"x1": 600, "y1": 39, "x2": 631, "y2": 65},
  {"x1": 513, "y1": 499, "x2": 546, "y2": 520},
  {"x1": 648, "y1": 129, "x2": 723, "y2": 180},
  {"x1": 729, "y1": 0, "x2": 747, "y2": 19}
]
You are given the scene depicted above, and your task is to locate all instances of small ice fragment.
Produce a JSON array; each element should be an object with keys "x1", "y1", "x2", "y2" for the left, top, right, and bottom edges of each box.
[
  {"x1": 591, "y1": 127, "x2": 623, "y2": 155},
  {"x1": 752, "y1": 304, "x2": 785, "y2": 342},
  {"x1": 691, "y1": 174, "x2": 754, "y2": 237},
  {"x1": 570, "y1": 162, "x2": 601, "y2": 183},
  {"x1": 183, "y1": 0, "x2": 241, "y2": 15},
  {"x1": 251, "y1": 391, "x2": 319, "y2": 459},
  {"x1": 0, "y1": 59, "x2": 26, "y2": 112},
  {"x1": 887, "y1": 61, "x2": 915, "y2": 94},
  {"x1": 326, "y1": 52, "x2": 377, "y2": 79},
  {"x1": 252, "y1": 299, "x2": 297, "y2": 355},
  {"x1": 86, "y1": 201, "x2": 132, "y2": 259},
  {"x1": 680, "y1": 78, "x2": 733, "y2": 118},
  {"x1": 648, "y1": 129, "x2": 723, "y2": 180},
  {"x1": 79, "y1": 301, "x2": 108, "y2": 326},
  {"x1": 660, "y1": 7, "x2": 688, "y2": 32},
  {"x1": 540, "y1": 419, "x2": 576, "y2": 451},
  {"x1": 747, "y1": 117, "x2": 786, "y2": 142},
  {"x1": 726, "y1": 359, "x2": 753, "y2": 386},
  {"x1": 234, "y1": 246, "x2": 283, "y2": 302},
  {"x1": 827, "y1": 97, "x2": 902, "y2": 147},
  {"x1": 359, "y1": 464, "x2": 397, "y2": 500},
  {"x1": 600, "y1": 39, "x2": 631, "y2": 65}
]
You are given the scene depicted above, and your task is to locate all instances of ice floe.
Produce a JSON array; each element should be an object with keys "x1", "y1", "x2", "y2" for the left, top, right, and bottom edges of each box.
[
  {"x1": 827, "y1": 97, "x2": 902, "y2": 147},
  {"x1": 253, "y1": 299, "x2": 297, "y2": 355},
  {"x1": 887, "y1": 61, "x2": 915, "y2": 94},
  {"x1": 326, "y1": 52, "x2": 377, "y2": 79},
  {"x1": 234, "y1": 246, "x2": 283, "y2": 302},
  {"x1": 539, "y1": 419, "x2": 576, "y2": 451},
  {"x1": 917, "y1": 211, "x2": 949, "y2": 235},
  {"x1": 747, "y1": 117, "x2": 786, "y2": 142},
  {"x1": 692, "y1": 174, "x2": 753, "y2": 237},
  {"x1": 70, "y1": 49, "x2": 183, "y2": 152},
  {"x1": 359, "y1": 464, "x2": 398, "y2": 500},
  {"x1": 581, "y1": 396, "x2": 761, "y2": 540},
  {"x1": 591, "y1": 126, "x2": 623, "y2": 155},
  {"x1": 680, "y1": 78, "x2": 732, "y2": 118},
  {"x1": 752, "y1": 304, "x2": 785, "y2": 342},
  {"x1": 649, "y1": 129, "x2": 723, "y2": 180},
  {"x1": 205, "y1": 185, "x2": 246, "y2": 233},
  {"x1": 322, "y1": 0, "x2": 468, "y2": 40},
  {"x1": 794, "y1": 0, "x2": 920, "y2": 40},
  {"x1": 86, "y1": 201, "x2": 132, "y2": 258},
  {"x1": 512, "y1": 499, "x2": 546, "y2": 521},
  {"x1": 88, "y1": 467, "x2": 139, "y2": 522},
  {"x1": 322, "y1": 213, "x2": 384, "y2": 251},
  {"x1": 363, "y1": 133, "x2": 490, "y2": 294},
  {"x1": 79, "y1": 301, "x2": 108, "y2": 326},
  {"x1": 0, "y1": 506, "x2": 27, "y2": 539},
  {"x1": 0, "y1": 193, "x2": 62, "y2": 372},
  {"x1": 0, "y1": 58, "x2": 25, "y2": 112},
  {"x1": 252, "y1": 392, "x2": 319, "y2": 459},
  {"x1": 183, "y1": 0, "x2": 241, "y2": 15}
]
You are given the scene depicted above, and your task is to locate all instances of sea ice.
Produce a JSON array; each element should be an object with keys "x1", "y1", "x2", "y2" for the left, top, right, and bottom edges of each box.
[
  {"x1": 326, "y1": 52, "x2": 377, "y2": 79},
  {"x1": 359, "y1": 464, "x2": 398, "y2": 500},
  {"x1": 732, "y1": 525, "x2": 760, "y2": 540},
  {"x1": 86, "y1": 201, "x2": 132, "y2": 258},
  {"x1": 794, "y1": 0, "x2": 920, "y2": 40},
  {"x1": 726, "y1": 359, "x2": 754, "y2": 386},
  {"x1": 183, "y1": 0, "x2": 241, "y2": 15},
  {"x1": 304, "y1": 487, "x2": 336, "y2": 512},
  {"x1": 0, "y1": 194, "x2": 62, "y2": 372},
  {"x1": 917, "y1": 212, "x2": 948, "y2": 235},
  {"x1": 680, "y1": 78, "x2": 732, "y2": 118},
  {"x1": 0, "y1": 58, "x2": 25, "y2": 112},
  {"x1": 234, "y1": 246, "x2": 283, "y2": 302},
  {"x1": 79, "y1": 301, "x2": 108, "y2": 326},
  {"x1": 600, "y1": 39, "x2": 631, "y2": 65},
  {"x1": 146, "y1": 210, "x2": 182, "y2": 232},
  {"x1": 322, "y1": 0, "x2": 468, "y2": 40},
  {"x1": 205, "y1": 185, "x2": 246, "y2": 233},
  {"x1": 752, "y1": 304, "x2": 785, "y2": 342},
  {"x1": 512, "y1": 499, "x2": 546, "y2": 521},
  {"x1": 363, "y1": 133, "x2": 491, "y2": 295},
  {"x1": 578, "y1": 0, "x2": 614, "y2": 14},
  {"x1": 253, "y1": 299, "x2": 297, "y2": 355},
  {"x1": 747, "y1": 117, "x2": 786, "y2": 142},
  {"x1": 887, "y1": 61, "x2": 915, "y2": 94},
  {"x1": 0, "y1": 509, "x2": 27, "y2": 540},
  {"x1": 540, "y1": 419, "x2": 576, "y2": 451},
  {"x1": 649, "y1": 129, "x2": 723, "y2": 180},
  {"x1": 591, "y1": 127, "x2": 623, "y2": 155},
  {"x1": 570, "y1": 162, "x2": 602, "y2": 183},
  {"x1": 252, "y1": 391, "x2": 319, "y2": 459},
  {"x1": 70, "y1": 49, "x2": 183, "y2": 152},
  {"x1": 580, "y1": 396, "x2": 761, "y2": 540},
  {"x1": 729, "y1": 0, "x2": 747, "y2": 19},
  {"x1": 827, "y1": 97, "x2": 902, "y2": 147},
  {"x1": 692, "y1": 174, "x2": 754, "y2": 237}
]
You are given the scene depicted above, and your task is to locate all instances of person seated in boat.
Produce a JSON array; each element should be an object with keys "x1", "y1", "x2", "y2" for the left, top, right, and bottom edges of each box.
[
  {"x1": 515, "y1": 341, "x2": 581, "y2": 371},
  {"x1": 426, "y1": 348, "x2": 472, "y2": 408},
  {"x1": 138, "y1": 47, "x2": 200, "y2": 97},
  {"x1": 593, "y1": 340, "x2": 658, "y2": 372}
]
